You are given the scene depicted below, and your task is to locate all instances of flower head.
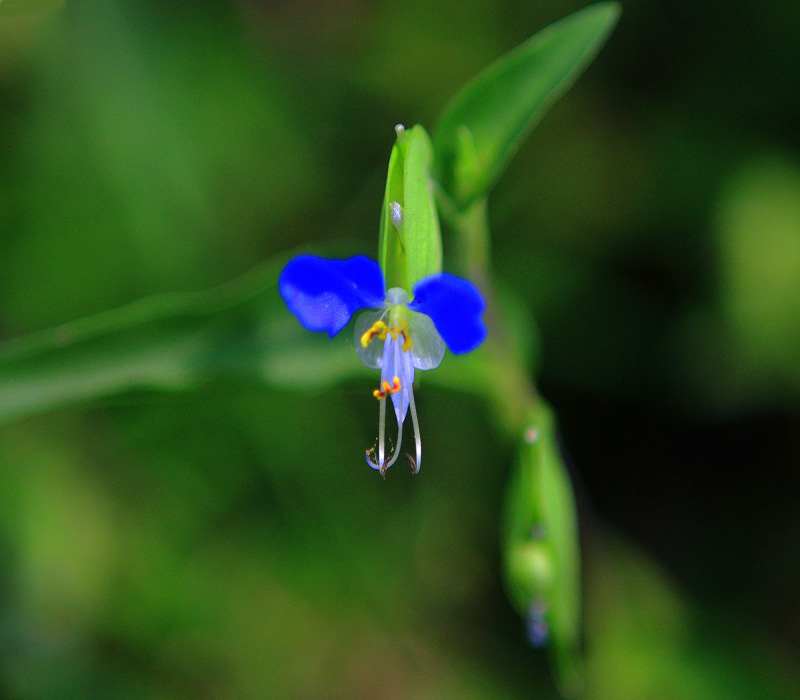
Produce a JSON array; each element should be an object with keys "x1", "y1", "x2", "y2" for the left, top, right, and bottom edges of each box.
[{"x1": 279, "y1": 254, "x2": 486, "y2": 476}]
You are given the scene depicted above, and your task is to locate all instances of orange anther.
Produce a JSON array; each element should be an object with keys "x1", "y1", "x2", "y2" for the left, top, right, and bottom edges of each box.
[
  {"x1": 385, "y1": 377, "x2": 401, "y2": 394},
  {"x1": 373, "y1": 376, "x2": 401, "y2": 400}
]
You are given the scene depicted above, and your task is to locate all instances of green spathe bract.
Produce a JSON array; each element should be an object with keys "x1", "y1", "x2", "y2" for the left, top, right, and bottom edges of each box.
[{"x1": 378, "y1": 125, "x2": 442, "y2": 293}]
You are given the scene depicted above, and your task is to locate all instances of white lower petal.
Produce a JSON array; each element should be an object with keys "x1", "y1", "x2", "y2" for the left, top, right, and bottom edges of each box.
[
  {"x1": 407, "y1": 309, "x2": 446, "y2": 370},
  {"x1": 354, "y1": 309, "x2": 387, "y2": 369}
]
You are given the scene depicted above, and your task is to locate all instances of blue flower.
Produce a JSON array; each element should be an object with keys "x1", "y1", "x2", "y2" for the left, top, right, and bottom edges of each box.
[{"x1": 279, "y1": 254, "x2": 487, "y2": 476}]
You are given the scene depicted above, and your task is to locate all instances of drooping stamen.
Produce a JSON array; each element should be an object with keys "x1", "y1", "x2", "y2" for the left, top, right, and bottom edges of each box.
[
  {"x1": 367, "y1": 375, "x2": 405, "y2": 476},
  {"x1": 366, "y1": 400, "x2": 405, "y2": 478}
]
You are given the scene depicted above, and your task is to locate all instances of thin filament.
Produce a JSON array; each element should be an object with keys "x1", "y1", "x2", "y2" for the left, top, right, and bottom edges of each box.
[
  {"x1": 407, "y1": 383, "x2": 422, "y2": 474},
  {"x1": 382, "y1": 410, "x2": 404, "y2": 472},
  {"x1": 367, "y1": 395, "x2": 388, "y2": 470},
  {"x1": 378, "y1": 393, "x2": 386, "y2": 467}
]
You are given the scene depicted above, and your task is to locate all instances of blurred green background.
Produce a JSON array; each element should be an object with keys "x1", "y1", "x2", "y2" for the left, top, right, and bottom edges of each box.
[{"x1": 1, "y1": 1, "x2": 800, "y2": 698}]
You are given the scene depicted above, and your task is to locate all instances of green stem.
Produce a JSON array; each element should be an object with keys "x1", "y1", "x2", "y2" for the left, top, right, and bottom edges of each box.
[
  {"x1": 453, "y1": 197, "x2": 492, "y2": 285},
  {"x1": 439, "y1": 195, "x2": 539, "y2": 438}
]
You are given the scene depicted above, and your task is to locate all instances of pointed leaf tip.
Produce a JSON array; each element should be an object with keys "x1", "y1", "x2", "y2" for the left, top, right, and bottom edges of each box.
[{"x1": 432, "y1": 2, "x2": 622, "y2": 209}]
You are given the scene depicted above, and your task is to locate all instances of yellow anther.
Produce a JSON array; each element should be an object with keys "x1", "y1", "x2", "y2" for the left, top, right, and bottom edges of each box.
[
  {"x1": 361, "y1": 320, "x2": 411, "y2": 352},
  {"x1": 361, "y1": 320, "x2": 388, "y2": 348},
  {"x1": 399, "y1": 320, "x2": 413, "y2": 352}
]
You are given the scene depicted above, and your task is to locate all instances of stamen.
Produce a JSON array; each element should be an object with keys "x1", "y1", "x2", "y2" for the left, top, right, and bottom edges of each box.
[
  {"x1": 366, "y1": 389, "x2": 404, "y2": 477},
  {"x1": 363, "y1": 320, "x2": 413, "y2": 352},
  {"x1": 361, "y1": 320, "x2": 388, "y2": 348},
  {"x1": 399, "y1": 319, "x2": 412, "y2": 352},
  {"x1": 372, "y1": 377, "x2": 401, "y2": 400}
]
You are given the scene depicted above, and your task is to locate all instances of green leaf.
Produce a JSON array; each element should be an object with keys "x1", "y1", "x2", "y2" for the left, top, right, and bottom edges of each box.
[
  {"x1": 432, "y1": 2, "x2": 621, "y2": 209},
  {"x1": 0, "y1": 256, "x2": 363, "y2": 425},
  {"x1": 503, "y1": 401, "x2": 582, "y2": 697},
  {"x1": 378, "y1": 125, "x2": 443, "y2": 292}
]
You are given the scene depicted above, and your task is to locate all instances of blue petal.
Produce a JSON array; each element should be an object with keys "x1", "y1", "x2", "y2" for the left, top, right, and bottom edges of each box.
[
  {"x1": 279, "y1": 255, "x2": 385, "y2": 336},
  {"x1": 411, "y1": 273, "x2": 486, "y2": 354}
]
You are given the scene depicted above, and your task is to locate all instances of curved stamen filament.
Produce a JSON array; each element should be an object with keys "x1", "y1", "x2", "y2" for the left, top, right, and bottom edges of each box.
[
  {"x1": 366, "y1": 393, "x2": 388, "y2": 472},
  {"x1": 366, "y1": 378, "x2": 404, "y2": 477},
  {"x1": 382, "y1": 419, "x2": 403, "y2": 474},
  {"x1": 407, "y1": 381, "x2": 422, "y2": 475}
]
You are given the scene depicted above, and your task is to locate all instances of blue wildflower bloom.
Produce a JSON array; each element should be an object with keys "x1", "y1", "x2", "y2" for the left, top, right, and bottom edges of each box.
[{"x1": 279, "y1": 254, "x2": 486, "y2": 476}]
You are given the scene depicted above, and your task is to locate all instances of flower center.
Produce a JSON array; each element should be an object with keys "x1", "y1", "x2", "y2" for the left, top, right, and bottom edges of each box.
[
  {"x1": 359, "y1": 318, "x2": 413, "y2": 352},
  {"x1": 384, "y1": 287, "x2": 410, "y2": 306}
]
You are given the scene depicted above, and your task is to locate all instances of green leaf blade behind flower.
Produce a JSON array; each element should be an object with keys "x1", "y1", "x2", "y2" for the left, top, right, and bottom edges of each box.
[
  {"x1": 432, "y1": 2, "x2": 621, "y2": 210},
  {"x1": 0, "y1": 257, "x2": 363, "y2": 425},
  {"x1": 503, "y1": 401, "x2": 582, "y2": 697}
]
